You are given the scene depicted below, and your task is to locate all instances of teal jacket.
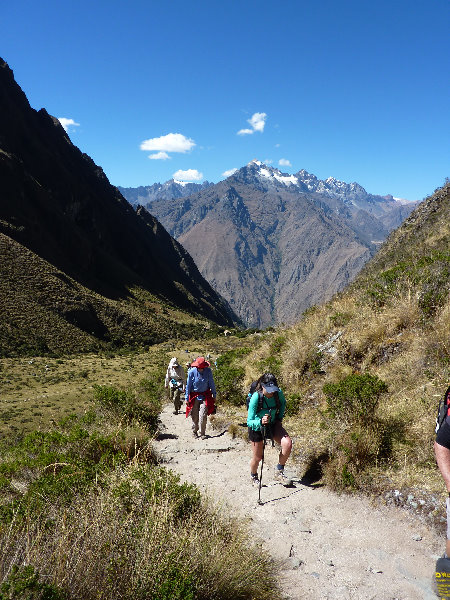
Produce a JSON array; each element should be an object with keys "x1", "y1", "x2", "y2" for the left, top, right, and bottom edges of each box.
[{"x1": 247, "y1": 389, "x2": 286, "y2": 432}]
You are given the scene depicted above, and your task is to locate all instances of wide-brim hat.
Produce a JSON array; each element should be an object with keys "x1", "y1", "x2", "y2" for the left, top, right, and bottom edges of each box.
[{"x1": 191, "y1": 356, "x2": 210, "y2": 369}]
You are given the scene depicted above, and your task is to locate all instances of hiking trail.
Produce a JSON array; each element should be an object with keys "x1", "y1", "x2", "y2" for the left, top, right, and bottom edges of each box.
[{"x1": 155, "y1": 402, "x2": 441, "y2": 599}]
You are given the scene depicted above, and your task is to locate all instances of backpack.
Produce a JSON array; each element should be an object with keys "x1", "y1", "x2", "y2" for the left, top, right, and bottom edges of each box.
[
  {"x1": 245, "y1": 381, "x2": 280, "y2": 416},
  {"x1": 435, "y1": 386, "x2": 450, "y2": 434}
]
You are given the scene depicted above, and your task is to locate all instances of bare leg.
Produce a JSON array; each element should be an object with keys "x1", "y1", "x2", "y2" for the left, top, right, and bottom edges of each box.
[
  {"x1": 273, "y1": 422, "x2": 293, "y2": 467},
  {"x1": 250, "y1": 440, "x2": 263, "y2": 474}
]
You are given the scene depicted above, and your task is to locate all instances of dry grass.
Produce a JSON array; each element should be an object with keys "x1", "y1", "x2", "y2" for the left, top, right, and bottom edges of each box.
[{"x1": 0, "y1": 463, "x2": 279, "y2": 600}]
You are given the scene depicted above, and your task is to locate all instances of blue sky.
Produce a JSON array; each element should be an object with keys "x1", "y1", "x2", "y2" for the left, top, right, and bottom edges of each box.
[{"x1": 2, "y1": 0, "x2": 449, "y2": 201}]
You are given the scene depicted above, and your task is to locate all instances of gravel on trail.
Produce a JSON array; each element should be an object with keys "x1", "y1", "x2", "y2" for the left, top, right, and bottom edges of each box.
[{"x1": 155, "y1": 402, "x2": 442, "y2": 599}]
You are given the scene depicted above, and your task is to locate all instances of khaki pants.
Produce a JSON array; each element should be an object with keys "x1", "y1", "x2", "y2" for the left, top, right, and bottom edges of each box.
[
  {"x1": 169, "y1": 386, "x2": 182, "y2": 412},
  {"x1": 190, "y1": 399, "x2": 208, "y2": 435}
]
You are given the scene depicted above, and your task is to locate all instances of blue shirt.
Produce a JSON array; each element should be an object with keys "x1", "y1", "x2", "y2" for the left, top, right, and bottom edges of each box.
[{"x1": 185, "y1": 367, "x2": 216, "y2": 402}]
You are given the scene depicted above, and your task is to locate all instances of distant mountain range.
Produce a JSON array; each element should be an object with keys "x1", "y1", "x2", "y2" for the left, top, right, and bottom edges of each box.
[
  {"x1": 118, "y1": 180, "x2": 213, "y2": 205},
  {"x1": 119, "y1": 162, "x2": 418, "y2": 328},
  {"x1": 0, "y1": 57, "x2": 236, "y2": 355}
]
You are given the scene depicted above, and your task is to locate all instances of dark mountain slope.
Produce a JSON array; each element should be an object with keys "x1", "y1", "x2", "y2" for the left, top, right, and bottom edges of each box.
[{"x1": 0, "y1": 58, "x2": 236, "y2": 354}]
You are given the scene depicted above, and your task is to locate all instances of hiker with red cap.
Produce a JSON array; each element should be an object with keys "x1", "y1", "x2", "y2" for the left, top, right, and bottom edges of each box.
[{"x1": 185, "y1": 356, "x2": 216, "y2": 439}]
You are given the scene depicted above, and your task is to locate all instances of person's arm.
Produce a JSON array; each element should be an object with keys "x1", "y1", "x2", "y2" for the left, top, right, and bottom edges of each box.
[
  {"x1": 164, "y1": 368, "x2": 170, "y2": 388},
  {"x1": 247, "y1": 392, "x2": 261, "y2": 429},
  {"x1": 208, "y1": 369, "x2": 216, "y2": 397},
  {"x1": 185, "y1": 371, "x2": 192, "y2": 402},
  {"x1": 277, "y1": 389, "x2": 286, "y2": 420}
]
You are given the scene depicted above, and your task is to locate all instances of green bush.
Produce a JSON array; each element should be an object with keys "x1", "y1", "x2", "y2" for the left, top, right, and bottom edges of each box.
[
  {"x1": 214, "y1": 348, "x2": 251, "y2": 406},
  {"x1": 323, "y1": 373, "x2": 388, "y2": 425},
  {"x1": 152, "y1": 564, "x2": 195, "y2": 600},
  {"x1": 284, "y1": 393, "x2": 302, "y2": 417},
  {"x1": 256, "y1": 335, "x2": 286, "y2": 379},
  {"x1": 93, "y1": 382, "x2": 161, "y2": 431},
  {"x1": 0, "y1": 565, "x2": 67, "y2": 600},
  {"x1": 321, "y1": 374, "x2": 395, "y2": 491}
]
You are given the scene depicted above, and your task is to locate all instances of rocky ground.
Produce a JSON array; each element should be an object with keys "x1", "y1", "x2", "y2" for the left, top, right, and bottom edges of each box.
[{"x1": 155, "y1": 402, "x2": 443, "y2": 599}]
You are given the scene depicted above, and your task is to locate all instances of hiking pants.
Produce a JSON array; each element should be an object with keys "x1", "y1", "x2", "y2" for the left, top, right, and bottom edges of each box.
[
  {"x1": 170, "y1": 386, "x2": 182, "y2": 412},
  {"x1": 190, "y1": 399, "x2": 208, "y2": 435}
]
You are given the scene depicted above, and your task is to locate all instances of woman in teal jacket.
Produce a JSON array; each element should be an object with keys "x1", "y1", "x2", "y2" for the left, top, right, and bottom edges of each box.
[{"x1": 247, "y1": 373, "x2": 292, "y2": 486}]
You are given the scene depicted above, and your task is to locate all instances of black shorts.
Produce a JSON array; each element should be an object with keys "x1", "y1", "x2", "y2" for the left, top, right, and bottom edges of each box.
[
  {"x1": 248, "y1": 427, "x2": 264, "y2": 442},
  {"x1": 436, "y1": 420, "x2": 450, "y2": 449},
  {"x1": 248, "y1": 421, "x2": 282, "y2": 443}
]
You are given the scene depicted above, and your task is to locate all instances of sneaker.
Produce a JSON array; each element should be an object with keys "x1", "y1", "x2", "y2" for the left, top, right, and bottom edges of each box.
[
  {"x1": 192, "y1": 431, "x2": 198, "y2": 438},
  {"x1": 200, "y1": 434, "x2": 207, "y2": 440},
  {"x1": 274, "y1": 468, "x2": 292, "y2": 486},
  {"x1": 251, "y1": 473, "x2": 260, "y2": 487}
]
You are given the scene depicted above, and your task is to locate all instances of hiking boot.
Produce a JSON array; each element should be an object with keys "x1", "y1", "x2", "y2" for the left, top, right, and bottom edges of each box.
[
  {"x1": 173, "y1": 410, "x2": 178, "y2": 415},
  {"x1": 274, "y1": 468, "x2": 292, "y2": 486},
  {"x1": 251, "y1": 473, "x2": 260, "y2": 487},
  {"x1": 200, "y1": 434, "x2": 207, "y2": 440},
  {"x1": 192, "y1": 431, "x2": 198, "y2": 438}
]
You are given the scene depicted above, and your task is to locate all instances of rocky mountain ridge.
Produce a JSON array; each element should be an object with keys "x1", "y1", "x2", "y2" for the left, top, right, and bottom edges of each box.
[
  {"x1": 120, "y1": 161, "x2": 417, "y2": 328},
  {"x1": 118, "y1": 179, "x2": 213, "y2": 206}
]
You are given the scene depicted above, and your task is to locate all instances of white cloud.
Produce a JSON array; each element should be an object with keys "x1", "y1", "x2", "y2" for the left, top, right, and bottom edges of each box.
[
  {"x1": 279, "y1": 158, "x2": 292, "y2": 167},
  {"x1": 148, "y1": 151, "x2": 170, "y2": 160},
  {"x1": 140, "y1": 133, "x2": 195, "y2": 153},
  {"x1": 248, "y1": 112, "x2": 267, "y2": 132},
  {"x1": 237, "y1": 112, "x2": 267, "y2": 135},
  {"x1": 237, "y1": 128, "x2": 254, "y2": 136},
  {"x1": 275, "y1": 143, "x2": 281, "y2": 148},
  {"x1": 58, "y1": 117, "x2": 80, "y2": 132},
  {"x1": 263, "y1": 159, "x2": 273, "y2": 164},
  {"x1": 222, "y1": 168, "x2": 238, "y2": 177},
  {"x1": 172, "y1": 169, "x2": 203, "y2": 181}
]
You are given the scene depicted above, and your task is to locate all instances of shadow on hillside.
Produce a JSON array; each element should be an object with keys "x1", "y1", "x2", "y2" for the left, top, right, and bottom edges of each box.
[{"x1": 299, "y1": 452, "x2": 329, "y2": 487}]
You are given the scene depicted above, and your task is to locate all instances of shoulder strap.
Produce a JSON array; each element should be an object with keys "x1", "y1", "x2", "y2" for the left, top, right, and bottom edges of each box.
[
  {"x1": 257, "y1": 391, "x2": 280, "y2": 416},
  {"x1": 274, "y1": 391, "x2": 280, "y2": 416},
  {"x1": 257, "y1": 390, "x2": 264, "y2": 413}
]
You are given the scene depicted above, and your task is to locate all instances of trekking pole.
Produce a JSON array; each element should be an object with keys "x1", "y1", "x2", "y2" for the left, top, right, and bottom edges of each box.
[{"x1": 258, "y1": 425, "x2": 267, "y2": 505}]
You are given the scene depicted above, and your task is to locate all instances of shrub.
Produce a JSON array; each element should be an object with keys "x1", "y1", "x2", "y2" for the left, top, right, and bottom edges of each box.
[
  {"x1": 284, "y1": 393, "x2": 302, "y2": 417},
  {"x1": 323, "y1": 373, "x2": 388, "y2": 425},
  {"x1": 321, "y1": 374, "x2": 396, "y2": 491},
  {"x1": 0, "y1": 565, "x2": 67, "y2": 600},
  {"x1": 214, "y1": 348, "x2": 251, "y2": 406},
  {"x1": 93, "y1": 382, "x2": 161, "y2": 431}
]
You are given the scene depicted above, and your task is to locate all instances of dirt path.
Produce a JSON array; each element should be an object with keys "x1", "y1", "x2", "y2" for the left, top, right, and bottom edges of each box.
[{"x1": 155, "y1": 402, "x2": 442, "y2": 599}]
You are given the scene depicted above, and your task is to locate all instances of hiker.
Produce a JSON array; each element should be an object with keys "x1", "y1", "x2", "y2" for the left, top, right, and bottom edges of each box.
[
  {"x1": 185, "y1": 356, "x2": 216, "y2": 440},
  {"x1": 164, "y1": 357, "x2": 186, "y2": 415},
  {"x1": 247, "y1": 373, "x2": 292, "y2": 486},
  {"x1": 434, "y1": 386, "x2": 450, "y2": 558}
]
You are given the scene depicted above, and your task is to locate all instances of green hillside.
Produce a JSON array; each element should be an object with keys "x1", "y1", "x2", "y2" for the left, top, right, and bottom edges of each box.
[{"x1": 240, "y1": 181, "x2": 449, "y2": 499}]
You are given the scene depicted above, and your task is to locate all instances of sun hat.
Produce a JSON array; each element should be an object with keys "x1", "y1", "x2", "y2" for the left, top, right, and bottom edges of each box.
[{"x1": 191, "y1": 356, "x2": 210, "y2": 369}]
